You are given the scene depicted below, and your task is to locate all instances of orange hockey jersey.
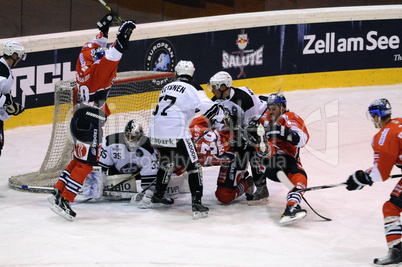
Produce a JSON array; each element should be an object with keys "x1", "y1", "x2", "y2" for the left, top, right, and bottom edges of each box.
[
  {"x1": 75, "y1": 33, "x2": 122, "y2": 116},
  {"x1": 190, "y1": 115, "x2": 233, "y2": 166},
  {"x1": 261, "y1": 111, "x2": 309, "y2": 162},
  {"x1": 367, "y1": 117, "x2": 402, "y2": 182}
]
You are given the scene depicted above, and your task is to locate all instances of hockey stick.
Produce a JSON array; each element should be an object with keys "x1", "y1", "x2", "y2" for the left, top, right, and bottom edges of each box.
[
  {"x1": 290, "y1": 174, "x2": 402, "y2": 193},
  {"x1": 130, "y1": 178, "x2": 157, "y2": 204},
  {"x1": 276, "y1": 170, "x2": 331, "y2": 221},
  {"x1": 98, "y1": 0, "x2": 124, "y2": 22}
]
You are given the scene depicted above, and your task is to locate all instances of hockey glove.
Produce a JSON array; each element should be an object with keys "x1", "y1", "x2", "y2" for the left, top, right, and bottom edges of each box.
[
  {"x1": 97, "y1": 13, "x2": 114, "y2": 38},
  {"x1": 346, "y1": 170, "x2": 373, "y2": 191},
  {"x1": 266, "y1": 124, "x2": 300, "y2": 145},
  {"x1": 5, "y1": 102, "x2": 24, "y2": 116},
  {"x1": 115, "y1": 20, "x2": 136, "y2": 52}
]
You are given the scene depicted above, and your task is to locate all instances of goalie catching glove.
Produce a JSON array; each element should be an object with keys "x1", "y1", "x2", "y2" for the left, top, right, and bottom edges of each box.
[
  {"x1": 115, "y1": 20, "x2": 136, "y2": 52},
  {"x1": 346, "y1": 170, "x2": 373, "y2": 191},
  {"x1": 1, "y1": 93, "x2": 24, "y2": 116}
]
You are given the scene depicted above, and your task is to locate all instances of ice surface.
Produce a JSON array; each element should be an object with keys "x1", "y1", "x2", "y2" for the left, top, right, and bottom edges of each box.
[{"x1": 1, "y1": 85, "x2": 402, "y2": 266}]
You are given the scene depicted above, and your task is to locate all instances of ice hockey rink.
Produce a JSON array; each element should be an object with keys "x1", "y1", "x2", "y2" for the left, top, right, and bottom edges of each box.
[{"x1": 1, "y1": 84, "x2": 401, "y2": 266}]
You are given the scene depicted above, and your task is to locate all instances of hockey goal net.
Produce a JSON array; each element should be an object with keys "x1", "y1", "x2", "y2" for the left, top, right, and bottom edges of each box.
[{"x1": 9, "y1": 71, "x2": 174, "y2": 192}]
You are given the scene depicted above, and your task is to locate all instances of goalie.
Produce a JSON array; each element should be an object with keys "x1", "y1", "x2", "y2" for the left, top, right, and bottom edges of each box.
[{"x1": 82, "y1": 120, "x2": 188, "y2": 200}]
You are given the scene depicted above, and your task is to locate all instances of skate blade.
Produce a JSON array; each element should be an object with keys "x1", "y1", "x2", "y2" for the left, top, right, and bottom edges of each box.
[
  {"x1": 279, "y1": 211, "x2": 307, "y2": 225},
  {"x1": 193, "y1": 211, "x2": 208, "y2": 220},
  {"x1": 47, "y1": 194, "x2": 55, "y2": 205},
  {"x1": 247, "y1": 198, "x2": 269, "y2": 206},
  {"x1": 51, "y1": 205, "x2": 73, "y2": 221}
]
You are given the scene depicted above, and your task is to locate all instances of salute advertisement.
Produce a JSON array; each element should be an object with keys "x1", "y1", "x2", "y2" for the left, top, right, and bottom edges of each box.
[{"x1": 10, "y1": 19, "x2": 402, "y2": 110}]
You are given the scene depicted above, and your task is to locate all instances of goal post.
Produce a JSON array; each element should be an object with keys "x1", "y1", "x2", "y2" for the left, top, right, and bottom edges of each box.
[{"x1": 8, "y1": 71, "x2": 174, "y2": 192}]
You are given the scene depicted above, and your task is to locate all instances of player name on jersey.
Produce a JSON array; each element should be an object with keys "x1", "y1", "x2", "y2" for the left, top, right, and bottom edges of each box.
[{"x1": 161, "y1": 84, "x2": 186, "y2": 94}]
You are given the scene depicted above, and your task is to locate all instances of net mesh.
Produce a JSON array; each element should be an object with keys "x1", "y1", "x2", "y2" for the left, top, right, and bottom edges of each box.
[{"x1": 9, "y1": 71, "x2": 174, "y2": 192}]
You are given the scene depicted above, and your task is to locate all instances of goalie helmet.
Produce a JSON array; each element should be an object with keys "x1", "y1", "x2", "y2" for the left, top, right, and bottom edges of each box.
[
  {"x1": 266, "y1": 93, "x2": 286, "y2": 108},
  {"x1": 92, "y1": 47, "x2": 108, "y2": 62},
  {"x1": 124, "y1": 120, "x2": 143, "y2": 151},
  {"x1": 3, "y1": 40, "x2": 26, "y2": 60},
  {"x1": 367, "y1": 98, "x2": 392, "y2": 118},
  {"x1": 175, "y1": 60, "x2": 195, "y2": 77},
  {"x1": 207, "y1": 71, "x2": 232, "y2": 92}
]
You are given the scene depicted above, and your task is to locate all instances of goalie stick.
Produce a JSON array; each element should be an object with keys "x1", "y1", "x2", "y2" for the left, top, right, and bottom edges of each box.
[
  {"x1": 98, "y1": 0, "x2": 125, "y2": 22},
  {"x1": 130, "y1": 178, "x2": 157, "y2": 205}
]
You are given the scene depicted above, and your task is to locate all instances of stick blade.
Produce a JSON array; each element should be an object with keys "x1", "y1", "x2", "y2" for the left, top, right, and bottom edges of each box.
[{"x1": 277, "y1": 170, "x2": 295, "y2": 191}]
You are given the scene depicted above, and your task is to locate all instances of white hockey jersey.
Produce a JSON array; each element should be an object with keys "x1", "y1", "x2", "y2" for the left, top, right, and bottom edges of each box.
[
  {"x1": 0, "y1": 57, "x2": 13, "y2": 121},
  {"x1": 213, "y1": 86, "x2": 262, "y2": 125},
  {"x1": 149, "y1": 78, "x2": 217, "y2": 145},
  {"x1": 98, "y1": 133, "x2": 159, "y2": 179}
]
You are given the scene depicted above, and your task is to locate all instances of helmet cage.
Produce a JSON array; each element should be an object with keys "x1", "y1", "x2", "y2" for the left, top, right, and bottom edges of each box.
[{"x1": 124, "y1": 120, "x2": 143, "y2": 150}]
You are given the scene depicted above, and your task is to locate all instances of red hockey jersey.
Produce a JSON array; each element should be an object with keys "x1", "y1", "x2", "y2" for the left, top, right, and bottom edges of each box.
[
  {"x1": 261, "y1": 110, "x2": 309, "y2": 162},
  {"x1": 75, "y1": 33, "x2": 123, "y2": 116},
  {"x1": 367, "y1": 117, "x2": 402, "y2": 182}
]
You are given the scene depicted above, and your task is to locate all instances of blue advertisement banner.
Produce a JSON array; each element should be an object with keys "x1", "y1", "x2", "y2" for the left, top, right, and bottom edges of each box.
[{"x1": 11, "y1": 19, "x2": 402, "y2": 109}]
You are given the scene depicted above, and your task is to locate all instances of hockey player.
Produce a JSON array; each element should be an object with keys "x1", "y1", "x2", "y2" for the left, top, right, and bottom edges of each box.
[
  {"x1": 147, "y1": 60, "x2": 226, "y2": 219},
  {"x1": 190, "y1": 112, "x2": 264, "y2": 204},
  {"x1": 81, "y1": 120, "x2": 159, "y2": 199},
  {"x1": 98, "y1": 120, "x2": 158, "y2": 188},
  {"x1": 207, "y1": 71, "x2": 268, "y2": 203},
  {"x1": 260, "y1": 92, "x2": 310, "y2": 224},
  {"x1": 345, "y1": 99, "x2": 402, "y2": 265},
  {"x1": 0, "y1": 40, "x2": 26, "y2": 156},
  {"x1": 48, "y1": 13, "x2": 136, "y2": 221}
]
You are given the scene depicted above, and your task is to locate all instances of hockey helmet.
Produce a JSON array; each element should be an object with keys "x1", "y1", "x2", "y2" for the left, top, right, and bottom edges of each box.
[
  {"x1": 367, "y1": 98, "x2": 392, "y2": 118},
  {"x1": 207, "y1": 71, "x2": 232, "y2": 92},
  {"x1": 266, "y1": 93, "x2": 286, "y2": 108},
  {"x1": 175, "y1": 60, "x2": 195, "y2": 77},
  {"x1": 124, "y1": 120, "x2": 143, "y2": 151},
  {"x1": 92, "y1": 47, "x2": 108, "y2": 62},
  {"x1": 3, "y1": 40, "x2": 26, "y2": 60}
]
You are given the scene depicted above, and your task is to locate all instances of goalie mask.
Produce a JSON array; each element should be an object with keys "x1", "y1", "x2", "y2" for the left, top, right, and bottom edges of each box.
[
  {"x1": 92, "y1": 47, "x2": 108, "y2": 62},
  {"x1": 124, "y1": 120, "x2": 143, "y2": 151}
]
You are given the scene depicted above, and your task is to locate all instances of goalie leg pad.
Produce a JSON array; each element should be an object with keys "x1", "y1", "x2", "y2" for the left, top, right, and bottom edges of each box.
[{"x1": 82, "y1": 167, "x2": 104, "y2": 199}]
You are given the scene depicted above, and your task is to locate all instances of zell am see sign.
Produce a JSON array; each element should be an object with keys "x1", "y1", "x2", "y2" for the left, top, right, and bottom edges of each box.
[{"x1": 303, "y1": 30, "x2": 400, "y2": 54}]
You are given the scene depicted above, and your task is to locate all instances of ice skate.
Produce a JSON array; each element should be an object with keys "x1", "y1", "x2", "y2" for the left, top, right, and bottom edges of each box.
[
  {"x1": 192, "y1": 201, "x2": 209, "y2": 220},
  {"x1": 47, "y1": 188, "x2": 61, "y2": 205},
  {"x1": 247, "y1": 184, "x2": 269, "y2": 206},
  {"x1": 51, "y1": 197, "x2": 76, "y2": 221},
  {"x1": 374, "y1": 243, "x2": 402, "y2": 265},
  {"x1": 279, "y1": 203, "x2": 307, "y2": 224}
]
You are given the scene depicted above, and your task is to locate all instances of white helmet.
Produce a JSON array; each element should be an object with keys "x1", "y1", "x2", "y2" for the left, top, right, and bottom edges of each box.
[
  {"x1": 207, "y1": 71, "x2": 232, "y2": 91},
  {"x1": 3, "y1": 40, "x2": 26, "y2": 60},
  {"x1": 124, "y1": 120, "x2": 143, "y2": 151},
  {"x1": 175, "y1": 60, "x2": 195, "y2": 77}
]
